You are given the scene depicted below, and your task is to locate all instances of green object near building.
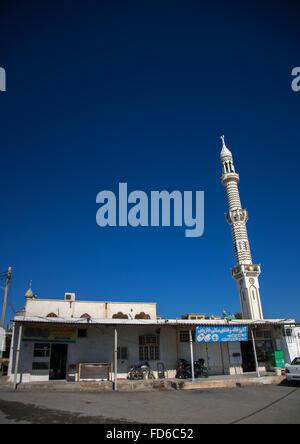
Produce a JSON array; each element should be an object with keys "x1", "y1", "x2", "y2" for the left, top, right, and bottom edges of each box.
[
  {"x1": 25, "y1": 287, "x2": 34, "y2": 299},
  {"x1": 25, "y1": 280, "x2": 35, "y2": 299},
  {"x1": 269, "y1": 351, "x2": 285, "y2": 368}
]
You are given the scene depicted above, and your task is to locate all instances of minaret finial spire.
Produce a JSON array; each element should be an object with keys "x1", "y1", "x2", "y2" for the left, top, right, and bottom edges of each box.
[{"x1": 220, "y1": 134, "x2": 232, "y2": 159}]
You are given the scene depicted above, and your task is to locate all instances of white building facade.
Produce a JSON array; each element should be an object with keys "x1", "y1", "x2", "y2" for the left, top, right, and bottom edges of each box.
[{"x1": 7, "y1": 294, "x2": 298, "y2": 385}]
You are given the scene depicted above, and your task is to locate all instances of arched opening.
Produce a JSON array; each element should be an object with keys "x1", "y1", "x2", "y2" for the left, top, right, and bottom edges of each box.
[
  {"x1": 80, "y1": 313, "x2": 91, "y2": 319},
  {"x1": 112, "y1": 312, "x2": 128, "y2": 319},
  {"x1": 135, "y1": 312, "x2": 151, "y2": 320}
]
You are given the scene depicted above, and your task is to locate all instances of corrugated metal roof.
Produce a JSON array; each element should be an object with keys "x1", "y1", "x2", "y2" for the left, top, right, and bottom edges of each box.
[{"x1": 13, "y1": 315, "x2": 295, "y2": 327}]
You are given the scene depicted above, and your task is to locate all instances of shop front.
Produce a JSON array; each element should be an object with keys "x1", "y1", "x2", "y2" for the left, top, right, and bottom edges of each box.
[
  {"x1": 17, "y1": 323, "x2": 76, "y2": 382},
  {"x1": 8, "y1": 317, "x2": 296, "y2": 386}
]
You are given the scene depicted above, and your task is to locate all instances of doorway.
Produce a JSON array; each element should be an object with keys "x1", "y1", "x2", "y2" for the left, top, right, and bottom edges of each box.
[
  {"x1": 241, "y1": 341, "x2": 255, "y2": 372},
  {"x1": 49, "y1": 344, "x2": 68, "y2": 380}
]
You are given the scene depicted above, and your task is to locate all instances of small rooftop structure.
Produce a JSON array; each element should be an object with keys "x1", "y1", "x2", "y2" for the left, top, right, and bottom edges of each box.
[{"x1": 181, "y1": 313, "x2": 205, "y2": 320}]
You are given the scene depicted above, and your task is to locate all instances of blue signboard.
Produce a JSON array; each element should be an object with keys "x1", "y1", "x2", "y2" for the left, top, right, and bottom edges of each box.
[{"x1": 196, "y1": 326, "x2": 248, "y2": 343}]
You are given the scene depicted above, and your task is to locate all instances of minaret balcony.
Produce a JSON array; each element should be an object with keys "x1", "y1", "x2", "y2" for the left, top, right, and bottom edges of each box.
[
  {"x1": 231, "y1": 264, "x2": 261, "y2": 280},
  {"x1": 221, "y1": 172, "x2": 239, "y2": 186}
]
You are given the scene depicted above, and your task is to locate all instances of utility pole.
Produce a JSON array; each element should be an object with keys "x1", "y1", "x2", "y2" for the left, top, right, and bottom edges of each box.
[{"x1": 1, "y1": 267, "x2": 12, "y2": 329}]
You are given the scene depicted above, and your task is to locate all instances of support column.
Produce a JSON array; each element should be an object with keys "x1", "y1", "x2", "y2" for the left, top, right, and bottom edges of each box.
[
  {"x1": 251, "y1": 329, "x2": 260, "y2": 377},
  {"x1": 13, "y1": 323, "x2": 23, "y2": 390},
  {"x1": 189, "y1": 329, "x2": 195, "y2": 381},
  {"x1": 114, "y1": 328, "x2": 118, "y2": 390}
]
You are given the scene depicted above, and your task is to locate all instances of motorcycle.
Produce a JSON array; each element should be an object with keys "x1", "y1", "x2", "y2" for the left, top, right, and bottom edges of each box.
[
  {"x1": 127, "y1": 365, "x2": 143, "y2": 380},
  {"x1": 194, "y1": 358, "x2": 208, "y2": 378},
  {"x1": 176, "y1": 358, "x2": 192, "y2": 379},
  {"x1": 176, "y1": 358, "x2": 209, "y2": 379},
  {"x1": 127, "y1": 362, "x2": 155, "y2": 380}
]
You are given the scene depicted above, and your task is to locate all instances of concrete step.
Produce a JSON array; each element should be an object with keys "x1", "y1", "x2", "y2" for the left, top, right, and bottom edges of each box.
[{"x1": 1, "y1": 375, "x2": 286, "y2": 392}]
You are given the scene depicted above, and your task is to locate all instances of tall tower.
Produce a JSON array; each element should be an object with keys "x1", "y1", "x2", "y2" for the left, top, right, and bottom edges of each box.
[{"x1": 220, "y1": 136, "x2": 263, "y2": 320}]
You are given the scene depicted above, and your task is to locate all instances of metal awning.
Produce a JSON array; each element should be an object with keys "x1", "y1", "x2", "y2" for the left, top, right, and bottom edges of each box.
[{"x1": 12, "y1": 315, "x2": 296, "y2": 327}]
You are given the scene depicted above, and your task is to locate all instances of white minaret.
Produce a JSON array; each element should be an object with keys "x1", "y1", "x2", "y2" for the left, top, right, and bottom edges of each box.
[{"x1": 220, "y1": 135, "x2": 263, "y2": 320}]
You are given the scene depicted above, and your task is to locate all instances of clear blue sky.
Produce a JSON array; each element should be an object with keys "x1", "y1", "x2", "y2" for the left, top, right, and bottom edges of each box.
[{"x1": 0, "y1": 0, "x2": 299, "y2": 324}]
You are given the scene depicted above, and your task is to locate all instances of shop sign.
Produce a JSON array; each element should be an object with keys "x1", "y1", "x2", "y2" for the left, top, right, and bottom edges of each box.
[
  {"x1": 22, "y1": 324, "x2": 77, "y2": 343},
  {"x1": 196, "y1": 326, "x2": 248, "y2": 343}
]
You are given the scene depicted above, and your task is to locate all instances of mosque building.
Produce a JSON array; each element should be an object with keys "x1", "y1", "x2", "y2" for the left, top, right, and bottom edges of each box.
[{"x1": 6, "y1": 138, "x2": 299, "y2": 387}]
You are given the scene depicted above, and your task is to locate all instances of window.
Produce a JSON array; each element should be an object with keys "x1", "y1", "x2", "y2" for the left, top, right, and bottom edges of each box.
[
  {"x1": 255, "y1": 330, "x2": 271, "y2": 339},
  {"x1": 282, "y1": 327, "x2": 296, "y2": 343},
  {"x1": 33, "y1": 343, "x2": 50, "y2": 371},
  {"x1": 283, "y1": 328, "x2": 293, "y2": 337},
  {"x1": 180, "y1": 331, "x2": 189, "y2": 342},
  {"x1": 139, "y1": 335, "x2": 158, "y2": 345},
  {"x1": 255, "y1": 340, "x2": 273, "y2": 362},
  {"x1": 78, "y1": 328, "x2": 88, "y2": 338},
  {"x1": 139, "y1": 335, "x2": 159, "y2": 361},
  {"x1": 179, "y1": 331, "x2": 195, "y2": 342},
  {"x1": 32, "y1": 362, "x2": 49, "y2": 370},
  {"x1": 117, "y1": 346, "x2": 128, "y2": 360},
  {"x1": 33, "y1": 343, "x2": 50, "y2": 358}
]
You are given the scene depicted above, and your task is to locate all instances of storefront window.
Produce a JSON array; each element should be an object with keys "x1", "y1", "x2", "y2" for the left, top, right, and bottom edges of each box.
[
  {"x1": 32, "y1": 362, "x2": 49, "y2": 370},
  {"x1": 33, "y1": 343, "x2": 51, "y2": 357},
  {"x1": 255, "y1": 340, "x2": 273, "y2": 362}
]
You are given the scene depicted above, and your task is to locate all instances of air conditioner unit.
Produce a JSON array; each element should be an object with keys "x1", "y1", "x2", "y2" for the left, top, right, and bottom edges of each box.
[{"x1": 65, "y1": 292, "x2": 75, "y2": 302}]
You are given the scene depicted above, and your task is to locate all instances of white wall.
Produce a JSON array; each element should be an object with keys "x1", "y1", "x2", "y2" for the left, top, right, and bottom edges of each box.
[{"x1": 24, "y1": 299, "x2": 157, "y2": 320}]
